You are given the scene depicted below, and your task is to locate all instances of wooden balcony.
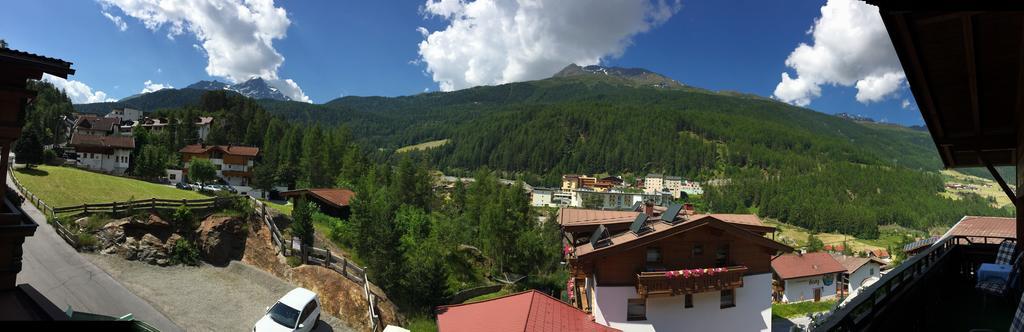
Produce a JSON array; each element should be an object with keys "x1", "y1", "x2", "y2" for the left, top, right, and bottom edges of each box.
[{"x1": 636, "y1": 266, "x2": 747, "y2": 297}]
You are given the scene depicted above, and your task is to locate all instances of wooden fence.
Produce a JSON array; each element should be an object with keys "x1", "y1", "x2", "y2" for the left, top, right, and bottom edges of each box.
[
  {"x1": 247, "y1": 197, "x2": 380, "y2": 331},
  {"x1": 8, "y1": 167, "x2": 78, "y2": 247},
  {"x1": 51, "y1": 197, "x2": 230, "y2": 216}
]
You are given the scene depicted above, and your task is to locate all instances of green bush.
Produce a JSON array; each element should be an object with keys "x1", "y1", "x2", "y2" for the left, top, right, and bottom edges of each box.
[
  {"x1": 77, "y1": 233, "x2": 98, "y2": 248},
  {"x1": 170, "y1": 239, "x2": 201, "y2": 266},
  {"x1": 286, "y1": 255, "x2": 303, "y2": 267},
  {"x1": 42, "y1": 149, "x2": 57, "y2": 164},
  {"x1": 172, "y1": 205, "x2": 195, "y2": 231}
]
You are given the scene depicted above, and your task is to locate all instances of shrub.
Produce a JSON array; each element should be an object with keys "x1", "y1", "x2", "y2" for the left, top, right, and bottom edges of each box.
[
  {"x1": 42, "y1": 149, "x2": 57, "y2": 164},
  {"x1": 170, "y1": 239, "x2": 201, "y2": 266},
  {"x1": 286, "y1": 255, "x2": 303, "y2": 267},
  {"x1": 172, "y1": 205, "x2": 195, "y2": 231},
  {"x1": 77, "y1": 233, "x2": 98, "y2": 248}
]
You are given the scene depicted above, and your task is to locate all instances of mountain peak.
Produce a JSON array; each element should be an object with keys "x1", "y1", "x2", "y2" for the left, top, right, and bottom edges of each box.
[
  {"x1": 184, "y1": 77, "x2": 289, "y2": 101},
  {"x1": 551, "y1": 63, "x2": 684, "y2": 89}
]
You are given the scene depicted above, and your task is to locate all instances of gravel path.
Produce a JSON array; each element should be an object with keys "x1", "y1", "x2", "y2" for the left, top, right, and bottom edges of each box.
[{"x1": 85, "y1": 253, "x2": 351, "y2": 332}]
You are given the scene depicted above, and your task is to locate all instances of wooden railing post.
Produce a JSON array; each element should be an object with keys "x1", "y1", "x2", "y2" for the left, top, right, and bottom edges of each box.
[
  {"x1": 83, "y1": 203, "x2": 89, "y2": 214},
  {"x1": 151, "y1": 198, "x2": 156, "y2": 210}
]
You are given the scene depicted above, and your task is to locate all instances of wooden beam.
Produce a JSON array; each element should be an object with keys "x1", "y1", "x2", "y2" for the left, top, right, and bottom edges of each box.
[
  {"x1": 962, "y1": 15, "x2": 981, "y2": 137},
  {"x1": 983, "y1": 158, "x2": 1018, "y2": 208}
]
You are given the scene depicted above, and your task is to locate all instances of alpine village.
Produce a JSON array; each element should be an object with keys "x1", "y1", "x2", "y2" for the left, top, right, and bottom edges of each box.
[{"x1": 1, "y1": 1, "x2": 1023, "y2": 332}]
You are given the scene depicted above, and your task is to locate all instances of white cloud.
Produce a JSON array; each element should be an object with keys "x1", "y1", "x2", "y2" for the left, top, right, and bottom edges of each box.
[
  {"x1": 416, "y1": 26, "x2": 429, "y2": 37},
  {"x1": 41, "y1": 74, "x2": 116, "y2": 104},
  {"x1": 417, "y1": 0, "x2": 681, "y2": 91},
  {"x1": 103, "y1": 11, "x2": 128, "y2": 31},
  {"x1": 855, "y1": 71, "x2": 905, "y2": 103},
  {"x1": 773, "y1": 0, "x2": 904, "y2": 106},
  {"x1": 141, "y1": 80, "x2": 174, "y2": 93},
  {"x1": 99, "y1": 0, "x2": 311, "y2": 102}
]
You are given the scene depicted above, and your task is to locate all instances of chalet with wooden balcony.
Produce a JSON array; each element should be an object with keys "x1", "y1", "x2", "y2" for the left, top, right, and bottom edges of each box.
[
  {"x1": 561, "y1": 203, "x2": 791, "y2": 332},
  {"x1": 179, "y1": 144, "x2": 259, "y2": 187}
]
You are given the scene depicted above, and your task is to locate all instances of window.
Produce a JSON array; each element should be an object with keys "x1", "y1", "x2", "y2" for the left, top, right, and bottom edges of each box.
[
  {"x1": 627, "y1": 299, "x2": 646, "y2": 321},
  {"x1": 299, "y1": 300, "x2": 318, "y2": 324},
  {"x1": 646, "y1": 247, "x2": 662, "y2": 265},
  {"x1": 692, "y1": 244, "x2": 703, "y2": 256},
  {"x1": 869, "y1": 267, "x2": 875, "y2": 275},
  {"x1": 684, "y1": 294, "x2": 693, "y2": 308},
  {"x1": 720, "y1": 289, "x2": 735, "y2": 309},
  {"x1": 715, "y1": 244, "x2": 730, "y2": 267},
  {"x1": 169, "y1": 174, "x2": 176, "y2": 180}
]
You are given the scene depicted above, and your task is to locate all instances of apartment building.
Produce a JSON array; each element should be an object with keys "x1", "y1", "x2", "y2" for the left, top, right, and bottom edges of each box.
[{"x1": 562, "y1": 204, "x2": 791, "y2": 331}]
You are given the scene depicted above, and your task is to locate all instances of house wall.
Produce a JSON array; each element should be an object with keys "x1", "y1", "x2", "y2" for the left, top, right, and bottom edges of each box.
[
  {"x1": 592, "y1": 273, "x2": 772, "y2": 332},
  {"x1": 166, "y1": 169, "x2": 183, "y2": 184},
  {"x1": 847, "y1": 262, "x2": 882, "y2": 294},
  {"x1": 781, "y1": 274, "x2": 839, "y2": 303},
  {"x1": 644, "y1": 176, "x2": 663, "y2": 194},
  {"x1": 197, "y1": 124, "x2": 210, "y2": 141},
  {"x1": 531, "y1": 191, "x2": 554, "y2": 207},
  {"x1": 77, "y1": 149, "x2": 130, "y2": 174},
  {"x1": 588, "y1": 227, "x2": 774, "y2": 286}
]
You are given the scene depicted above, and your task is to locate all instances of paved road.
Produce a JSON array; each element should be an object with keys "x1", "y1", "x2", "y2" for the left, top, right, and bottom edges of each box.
[{"x1": 10, "y1": 176, "x2": 182, "y2": 331}]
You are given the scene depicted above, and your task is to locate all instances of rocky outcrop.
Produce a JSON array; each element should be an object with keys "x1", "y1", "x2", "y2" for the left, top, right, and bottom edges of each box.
[
  {"x1": 96, "y1": 214, "x2": 178, "y2": 266},
  {"x1": 195, "y1": 216, "x2": 246, "y2": 266}
]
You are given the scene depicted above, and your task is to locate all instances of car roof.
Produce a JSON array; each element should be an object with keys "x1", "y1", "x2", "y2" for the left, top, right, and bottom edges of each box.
[{"x1": 279, "y1": 288, "x2": 317, "y2": 309}]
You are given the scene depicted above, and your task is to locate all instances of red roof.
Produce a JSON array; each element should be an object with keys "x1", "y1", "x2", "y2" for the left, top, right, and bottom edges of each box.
[
  {"x1": 179, "y1": 144, "x2": 260, "y2": 157},
  {"x1": 872, "y1": 249, "x2": 890, "y2": 258},
  {"x1": 771, "y1": 252, "x2": 847, "y2": 280},
  {"x1": 946, "y1": 216, "x2": 1016, "y2": 240},
  {"x1": 69, "y1": 133, "x2": 135, "y2": 149},
  {"x1": 75, "y1": 116, "x2": 121, "y2": 132},
  {"x1": 436, "y1": 290, "x2": 619, "y2": 332},
  {"x1": 281, "y1": 188, "x2": 355, "y2": 208}
]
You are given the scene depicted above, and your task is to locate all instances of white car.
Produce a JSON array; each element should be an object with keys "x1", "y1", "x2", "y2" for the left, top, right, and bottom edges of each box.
[{"x1": 254, "y1": 288, "x2": 322, "y2": 332}]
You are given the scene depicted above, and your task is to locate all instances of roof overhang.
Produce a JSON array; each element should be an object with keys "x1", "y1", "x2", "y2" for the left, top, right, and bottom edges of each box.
[{"x1": 867, "y1": 2, "x2": 1024, "y2": 168}]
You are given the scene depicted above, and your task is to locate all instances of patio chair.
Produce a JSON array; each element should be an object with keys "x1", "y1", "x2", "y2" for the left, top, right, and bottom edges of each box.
[
  {"x1": 997, "y1": 241, "x2": 1017, "y2": 265},
  {"x1": 1013, "y1": 290, "x2": 1024, "y2": 332},
  {"x1": 977, "y1": 250, "x2": 1024, "y2": 305}
]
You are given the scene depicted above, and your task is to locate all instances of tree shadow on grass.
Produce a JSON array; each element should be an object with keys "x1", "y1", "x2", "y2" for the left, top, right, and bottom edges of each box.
[{"x1": 15, "y1": 167, "x2": 48, "y2": 177}]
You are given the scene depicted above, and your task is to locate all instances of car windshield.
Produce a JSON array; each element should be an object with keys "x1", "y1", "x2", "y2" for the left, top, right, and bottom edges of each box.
[{"x1": 267, "y1": 302, "x2": 300, "y2": 328}]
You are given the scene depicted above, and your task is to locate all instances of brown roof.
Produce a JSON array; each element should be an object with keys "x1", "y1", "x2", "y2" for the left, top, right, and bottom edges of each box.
[
  {"x1": 179, "y1": 144, "x2": 260, "y2": 157},
  {"x1": 946, "y1": 216, "x2": 1016, "y2": 240},
  {"x1": 436, "y1": 290, "x2": 620, "y2": 332},
  {"x1": 280, "y1": 188, "x2": 355, "y2": 208},
  {"x1": 831, "y1": 255, "x2": 886, "y2": 274},
  {"x1": 573, "y1": 214, "x2": 792, "y2": 258},
  {"x1": 559, "y1": 208, "x2": 774, "y2": 232},
  {"x1": 0, "y1": 48, "x2": 75, "y2": 78},
  {"x1": 75, "y1": 116, "x2": 121, "y2": 132},
  {"x1": 558, "y1": 208, "x2": 638, "y2": 227},
  {"x1": 69, "y1": 133, "x2": 135, "y2": 149},
  {"x1": 771, "y1": 253, "x2": 847, "y2": 280}
]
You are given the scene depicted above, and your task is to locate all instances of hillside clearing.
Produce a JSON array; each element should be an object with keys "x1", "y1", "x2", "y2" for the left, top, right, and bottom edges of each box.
[
  {"x1": 13, "y1": 165, "x2": 206, "y2": 208},
  {"x1": 396, "y1": 139, "x2": 449, "y2": 153},
  {"x1": 765, "y1": 220, "x2": 925, "y2": 253},
  {"x1": 941, "y1": 169, "x2": 1014, "y2": 208}
]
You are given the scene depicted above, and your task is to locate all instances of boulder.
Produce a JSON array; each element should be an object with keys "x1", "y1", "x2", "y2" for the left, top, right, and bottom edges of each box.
[{"x1": 196, "y1": 216, "x2": 247, "y2": 266}]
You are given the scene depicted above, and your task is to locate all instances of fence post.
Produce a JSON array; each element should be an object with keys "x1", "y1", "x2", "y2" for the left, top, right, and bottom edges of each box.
[
  {"x1": 112, "y1": 201, "x2": 118, "y2": 216},
  {"x1": 84, "y1": 203, "x2": 89, "y2": 214},
  {"x1": 151, "y1": 198, "x2": 156, "y2": 210},
  {"x1": 341, "y1": 257, "x2": 347, "y2": 275},
  {"x1": 325, "y1": 250, "x2": 331, "y2": 267}
]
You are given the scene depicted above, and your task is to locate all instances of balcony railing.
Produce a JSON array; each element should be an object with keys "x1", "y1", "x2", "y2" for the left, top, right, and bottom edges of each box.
[
  {"x1": 636, "y1": 266, "x2": 747, "y2": 297},
  {"x1": 812, "y1": 235, "x2": 1016, "y2": 331}
]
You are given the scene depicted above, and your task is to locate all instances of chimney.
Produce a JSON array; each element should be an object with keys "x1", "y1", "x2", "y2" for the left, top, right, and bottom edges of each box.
[
  {"x1": 644, "y1": 200, "x2": 654, "y2": 217},
  {"x1": 683, "y1": 203, "x2": 694, "y2": 215}
]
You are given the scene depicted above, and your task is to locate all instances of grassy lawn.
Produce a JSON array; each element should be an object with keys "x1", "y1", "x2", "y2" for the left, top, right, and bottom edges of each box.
[
  {"x1": 261, "y1": 199, "x2": 293, "y2": 215},
  {"x1": 772, "y1": 299, "x2": 837, "y2": 318},
  {"x1": 396, "y1": 139, "x2": 449, "y2": 153},
  {"x1": 13, "y1": 165, "x2": 206, "y2": 208},
  {"x1": 405, "y1": 315, "x2": 438, "y2": 332},
  {"x1": 463, "y1": 288, "x2": 513, "y2": 304}
]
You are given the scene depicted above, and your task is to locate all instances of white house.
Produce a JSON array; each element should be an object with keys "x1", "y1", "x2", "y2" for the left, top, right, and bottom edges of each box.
[
  {"x1": 530, "y1": 188, "x2": 557, "y2": 207},
  {"x1": 832, "y1": 255, "x2": 886, "y2": 298},
  {"x1": 73, "y1": 115, "x2": 122, "y2": 136},
  {"x1": 196, "y1": 116, "x2": 213, "y2": 141},
  {"x1": 664, "y1": 176, "x2": 683, "y2": 199},
  {"x1": 680, "y1": 181, "x2": 704, "y2": 196},
  {"x1": 106, "y1": 107, "x2": 142, "y2": 122},
  {"x1": 771, "y1": 252, "x2": 846, "y2": 303},
  {"x1": 570, "y1": 189, "x2": 669, "y2": 209},
  {"x1": 564, "y1": 210, "x2": 791, "y2": 332},
  {"x1": 69, "y1": 133, "x2": 135, "y2": 175},
  {"x1": 179, "y1": 144, "x2": 264, "y2": 198},
  {"x1": 643, "y1": 174, "x2": 663, "y2": 194}
]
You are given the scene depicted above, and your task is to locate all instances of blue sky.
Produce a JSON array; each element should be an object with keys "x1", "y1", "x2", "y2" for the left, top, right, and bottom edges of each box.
[{"x1": 0, "y1": 0, "x2": 924, "y2": 125}]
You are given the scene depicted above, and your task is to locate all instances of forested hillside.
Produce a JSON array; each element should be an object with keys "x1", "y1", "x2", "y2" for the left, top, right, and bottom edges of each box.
[
  {"x1": 259, "y1": 75, "x2": 1011, "y2": 238},
  {"x1": 73, "y1": 73, "x2": 1014, "y2": 238}
]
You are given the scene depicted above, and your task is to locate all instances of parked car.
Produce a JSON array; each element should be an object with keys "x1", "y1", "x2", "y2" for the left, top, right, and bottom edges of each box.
[
  {"x1": 254, "y1": 288, "x2": 321, "y2": 332},
  {"x1": 175, "y1": 182, "x2": 191, "y2": 190}
]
